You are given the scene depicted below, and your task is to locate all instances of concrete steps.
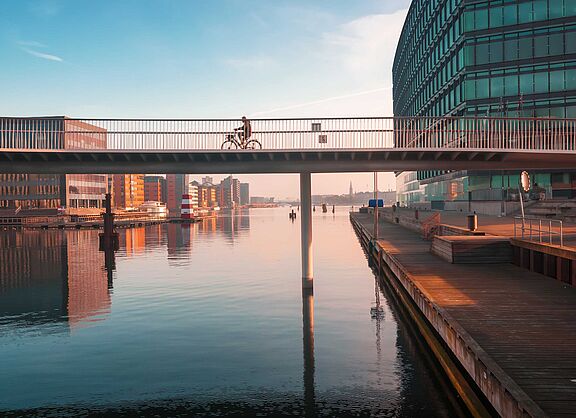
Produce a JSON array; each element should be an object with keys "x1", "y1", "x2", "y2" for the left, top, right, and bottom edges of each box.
[{"x1": 431, "y1": 235, "x2": 513, "y2": 264}]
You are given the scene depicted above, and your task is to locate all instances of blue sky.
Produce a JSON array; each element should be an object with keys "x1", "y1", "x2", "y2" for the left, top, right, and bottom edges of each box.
[{"x1": 1, "y1": 0, "x2": 411, "y2": 197}]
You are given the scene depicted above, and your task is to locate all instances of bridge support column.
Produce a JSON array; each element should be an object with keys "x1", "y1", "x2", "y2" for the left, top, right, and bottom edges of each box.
[{"x1": 300, "y1": 172, "x2": 313, "y2": 288}]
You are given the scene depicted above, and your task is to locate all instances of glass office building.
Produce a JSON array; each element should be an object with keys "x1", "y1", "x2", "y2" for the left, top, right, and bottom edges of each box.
[
  {"x1": 0, "y1": 117, "x2": 108, "y2": 209},
  {"x1": 393, "y1": 0, "x2": 576, "y2": 208}
]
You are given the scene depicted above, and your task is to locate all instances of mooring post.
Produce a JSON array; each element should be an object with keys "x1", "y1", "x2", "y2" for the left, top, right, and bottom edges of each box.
[
  {"x1": 300, "y1": 172, "x2": 313, "y2": 288},
  {"x1": 103, "y1": 193, "x2": 114, "y2": 246},
  {"x1": 373, "y1": 172, "x2": 379, "y2": 241}
]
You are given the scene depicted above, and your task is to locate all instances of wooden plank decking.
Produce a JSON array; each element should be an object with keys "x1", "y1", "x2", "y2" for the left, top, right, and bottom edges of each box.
[{"x1": 351, "y1": 213, "x2": 576, "y2": 417}]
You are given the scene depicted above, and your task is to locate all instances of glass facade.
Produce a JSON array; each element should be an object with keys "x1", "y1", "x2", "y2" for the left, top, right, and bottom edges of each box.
[
  {"x1": 393, "y1": 0, "x2": 576, "y2": 205},
  {"x1": 0, "y1": 118, "x2": 108, "y2": 209}
]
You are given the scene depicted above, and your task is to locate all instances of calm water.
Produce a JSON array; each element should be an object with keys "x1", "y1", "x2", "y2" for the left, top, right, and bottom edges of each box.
[{"x1": 0, "y1": 208, "x2": 467, "y2": 417}]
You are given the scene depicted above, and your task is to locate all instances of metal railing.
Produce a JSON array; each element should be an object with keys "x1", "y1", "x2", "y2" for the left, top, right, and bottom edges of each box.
[
  {"x1": 1, "y1": 116, "x2": 576, "y2": 151},
  {"x1": 513, "y1": 216, "x2": 564, "y2": 247}
]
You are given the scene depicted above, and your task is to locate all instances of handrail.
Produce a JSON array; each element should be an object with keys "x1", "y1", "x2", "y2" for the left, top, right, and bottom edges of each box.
[
  {"x1": 1, "y1": 116, "x2": 576, "y2": 152},
  {"x1": 513, "y1": 216, "x2": 563, "y2": 247}
]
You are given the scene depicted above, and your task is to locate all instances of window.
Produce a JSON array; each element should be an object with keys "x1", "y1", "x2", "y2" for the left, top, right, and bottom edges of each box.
[
  {"x1": 549, "y1": 0, "x2": 564, "y2": 19},
  {"x1": 534, "y1": 72, "x2": 549, "y2": 94},
  {"x1": 465, "y1": 78, "x2": 476, "y2": 99},
  {"x1": 503, "y1": 3, "x2": 518, "y2": 25},
  {"x1": 505, "y1": 75, "x2": 519, "y2": 96},
  {"x1": 532, "y1": 0, "x2": 548, "y2": 21},
  {"x1": 491, "y1": 76, "x2": 504, "y2": 98},
  {"x1": 465, "y1": 44, "x2": 475, "y2": 65},
  {"x1": 549, "y1": 33, "x2": 564, "y2": 55},
  {"x1": 520, "y1": 73, "x2": 534, "y2": 94},
  {"x1": 504, "y1": 38, "x2": 518, "y2": 61},
  {"x1": 568, "y1": 0, "x2": 576, "y2": 16},
  {"x1": 490, "y1": 6, "x2": 503, "y2": 28},
  {"x1": 476, "y1": 43, "x2": 489, "y2": 64},
  {"x1": 490, "y1": 41, "x2": 503, "y2": 63},
  {"x1": 519, "y1": 37, "x2": 532, "y2": 59},
  {"x1": 534, "y1": 34, "x2": 548, "y2": 57},
  {"x1": 476, "y1": 78, "x2": 489, "y2": 99},
  {"x1": 566, "y1": 32, "x2": 576, "y2": 54},
  {"x1": 475, "y1": 8, "x2": 489, "y2": 30},
  {"x1": 566, "y1": 69, "x2": 576, "y2": 90},
  {"x1": 518, "y1": 2, "x2": 533, "y2": 23},
  {"x1": 550, "y1": 70, "x2": 565, "y2": 92}
]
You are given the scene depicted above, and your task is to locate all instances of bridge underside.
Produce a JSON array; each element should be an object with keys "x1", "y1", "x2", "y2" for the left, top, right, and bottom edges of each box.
[{"x1": 1, "y1": 148, "x2": 575, "y2": 174}]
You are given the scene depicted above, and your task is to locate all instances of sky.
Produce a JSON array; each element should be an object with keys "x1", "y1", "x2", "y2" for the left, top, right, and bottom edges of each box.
[{"x1": 1, "y1": 0, "x2": 411, "y2": 199}]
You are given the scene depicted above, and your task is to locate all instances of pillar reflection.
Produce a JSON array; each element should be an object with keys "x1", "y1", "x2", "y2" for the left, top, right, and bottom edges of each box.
[{"x1": 302, "y1": 286, "x2": 315, "y2": 417}]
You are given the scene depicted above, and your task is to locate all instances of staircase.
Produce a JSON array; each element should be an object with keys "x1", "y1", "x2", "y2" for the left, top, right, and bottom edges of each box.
[{"x1": 524, "y1": 199, "x2": 576, "y2": 221}]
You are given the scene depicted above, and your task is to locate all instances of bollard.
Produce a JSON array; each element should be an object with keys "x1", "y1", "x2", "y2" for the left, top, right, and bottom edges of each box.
[
  {"x1": 467, "y1": 214, "x2": 478, "y2": 232},
  {"x1": 415, "y1": 209, "x2": 419, "y2": 220}
]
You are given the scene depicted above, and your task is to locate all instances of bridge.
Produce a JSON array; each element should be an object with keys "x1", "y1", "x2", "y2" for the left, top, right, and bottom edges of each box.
[
  {"x1": 1, "y1": 117, "x2": 576, "y2": 174},
  {"x1": 2, "y1": 115, "x2": 576, "y2": 287}
]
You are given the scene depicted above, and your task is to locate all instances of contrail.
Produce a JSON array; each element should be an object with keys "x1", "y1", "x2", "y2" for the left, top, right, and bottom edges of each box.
[{"x1": 252, "y1": 86, "x2": 392, "y2": 116}]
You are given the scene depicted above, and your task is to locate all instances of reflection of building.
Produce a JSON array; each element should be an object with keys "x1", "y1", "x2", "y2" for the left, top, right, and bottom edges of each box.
[
  {"x1": 144, "y1": 176, "x2": 167, "y2": 203},
  {"x1": 121, "y1": 227, "x2": 146, "y2": 256},
  {"x1": 113, "y1": 174, "x2": 145, "y2": 209},
  {"x1": 0, "y1": 117, "x2": 108, "y2": 209},
  {"x1": 66, "y1": 230, "x2": 111, "y2": 326},
  {"x1": 166, "y1": 174, "x2": 190, "y2": 216},
  {"x1": 393, "y1": 2, "x2": 576, "y2": 210},
  {"x1": 0, "y1": 229, "x2": 110, "y2": 330},
  {"x1": 166, "y1": 223, "x2": 194, "y2": 261}
]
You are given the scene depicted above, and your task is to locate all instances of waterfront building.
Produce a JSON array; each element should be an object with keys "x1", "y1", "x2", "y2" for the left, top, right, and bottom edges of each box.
[
  {"x1": 250, "y1": 196, "x2": 275, "y2": 204},
  {"x1": 0, "y1": 117, "x2": 108, "y2": 209},
  {"x1": 198, "y1": 184, "x2": 218, "y2": 208},
  {"x1": 144, "y1": 176, "x2": 167, "y2": 203},
  {"x1": 113, "y1": 174, "x2": 145, "y2": 210},
  {"x1": 393, "y1": 0, "x2": 576, "y2": 211},
  {"x1": 188, "y1": 181, "x2": 200, "y2": 209},
  {"x1": 240, "y1": 183, "x2": 250, "y2": 206},
  {"x1": 166, "y1": 174, "x2": 190, "y2": 216},
  {"x1": 219, "y1": 175, "x2": 241, "y2": 208}
]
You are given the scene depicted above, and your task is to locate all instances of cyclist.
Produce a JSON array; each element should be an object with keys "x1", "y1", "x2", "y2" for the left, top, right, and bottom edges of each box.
[{"x1": 234, "y1": 116, "x2": 252, "y2": 145}]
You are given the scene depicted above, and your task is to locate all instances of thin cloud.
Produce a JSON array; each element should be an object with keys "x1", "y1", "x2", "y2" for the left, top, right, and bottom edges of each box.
[
  {"x1": 252, "y1": 86, "x2": 391, "y2": 116},
  {"x1": 18, "y1": 40, "x2": 47, "y2": 48},
  {"x1": 22, "y1": 48, "x2": 63, "y2": 62}
]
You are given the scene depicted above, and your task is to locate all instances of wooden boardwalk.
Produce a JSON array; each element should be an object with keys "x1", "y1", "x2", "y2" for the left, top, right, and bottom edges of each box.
[{"x1": 352, "y1": 213, "x2": 576, "y2": 417}]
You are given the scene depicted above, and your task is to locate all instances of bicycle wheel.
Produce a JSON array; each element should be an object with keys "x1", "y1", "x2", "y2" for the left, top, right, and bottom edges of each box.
[
  {"x1": 221, "y1": 139, "x2": 239, "y2": 150},
  {"x1": 244, "y1": 139, "x2": 262, "y2": 150}
]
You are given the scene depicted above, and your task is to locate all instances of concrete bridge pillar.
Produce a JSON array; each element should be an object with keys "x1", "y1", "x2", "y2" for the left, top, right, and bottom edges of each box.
[{"x1": 300, "y1": 172, "x2": 313, "y2": 288}]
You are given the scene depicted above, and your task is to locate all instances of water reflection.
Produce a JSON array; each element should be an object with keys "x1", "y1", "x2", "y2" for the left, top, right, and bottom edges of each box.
[
  {"x1": 302, "y1": 287, "x2": 315, "y2": 417},
  {"x1": 0, "y1": 230, "x2": 110, "y2": 332},
  {"x1": 0, "y1": 208, "x2": 465, "y2": 416}
]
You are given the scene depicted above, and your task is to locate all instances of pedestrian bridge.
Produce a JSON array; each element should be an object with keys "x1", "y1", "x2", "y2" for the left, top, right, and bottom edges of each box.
[{"x1": 1, "y1": 116, "x2": 576, "y2": 173}]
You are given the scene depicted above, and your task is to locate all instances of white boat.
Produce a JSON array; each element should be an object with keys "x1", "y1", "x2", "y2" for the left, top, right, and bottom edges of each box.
[{"x1": 138, "y1": 201, "x2": 168, "y2": 218}]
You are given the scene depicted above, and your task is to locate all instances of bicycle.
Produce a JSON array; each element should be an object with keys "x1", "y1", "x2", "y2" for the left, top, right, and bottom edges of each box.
[{"x1": 221, "y1": 130, "x2": 262, "y2": 150}]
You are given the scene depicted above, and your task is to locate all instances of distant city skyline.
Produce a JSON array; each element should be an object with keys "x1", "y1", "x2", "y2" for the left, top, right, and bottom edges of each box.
[{"x1": 1, "y1": 0, "x2": 411, "y2": 195}]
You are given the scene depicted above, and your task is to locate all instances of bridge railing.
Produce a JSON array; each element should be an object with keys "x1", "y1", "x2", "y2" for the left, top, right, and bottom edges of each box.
[{"x1": 1, "y1": 117, "x2": 575, "y2": 151}]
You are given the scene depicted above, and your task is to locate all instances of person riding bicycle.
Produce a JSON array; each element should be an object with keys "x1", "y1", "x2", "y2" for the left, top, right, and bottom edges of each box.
[{"x1": 234, "y1": 116, "x2": 252, "y2": 145}]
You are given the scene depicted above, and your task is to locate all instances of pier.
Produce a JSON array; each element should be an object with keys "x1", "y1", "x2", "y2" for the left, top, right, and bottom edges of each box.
[{"x1": 351, "y1": 211, "x2": 576, "y2": 417}]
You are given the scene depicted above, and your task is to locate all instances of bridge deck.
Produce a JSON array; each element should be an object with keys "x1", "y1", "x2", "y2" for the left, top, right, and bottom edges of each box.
[
  {"x1": 351, "y1": 212, "x2": 576, "y2": 417},
  {"x1": 3, "y1": 148, "x2": 576, "y2": 174}
]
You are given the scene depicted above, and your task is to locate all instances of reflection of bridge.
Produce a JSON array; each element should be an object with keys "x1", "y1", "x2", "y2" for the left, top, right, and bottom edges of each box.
[{"x1": 2, "y1": 116, "x2": 576, "y2": 286}]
